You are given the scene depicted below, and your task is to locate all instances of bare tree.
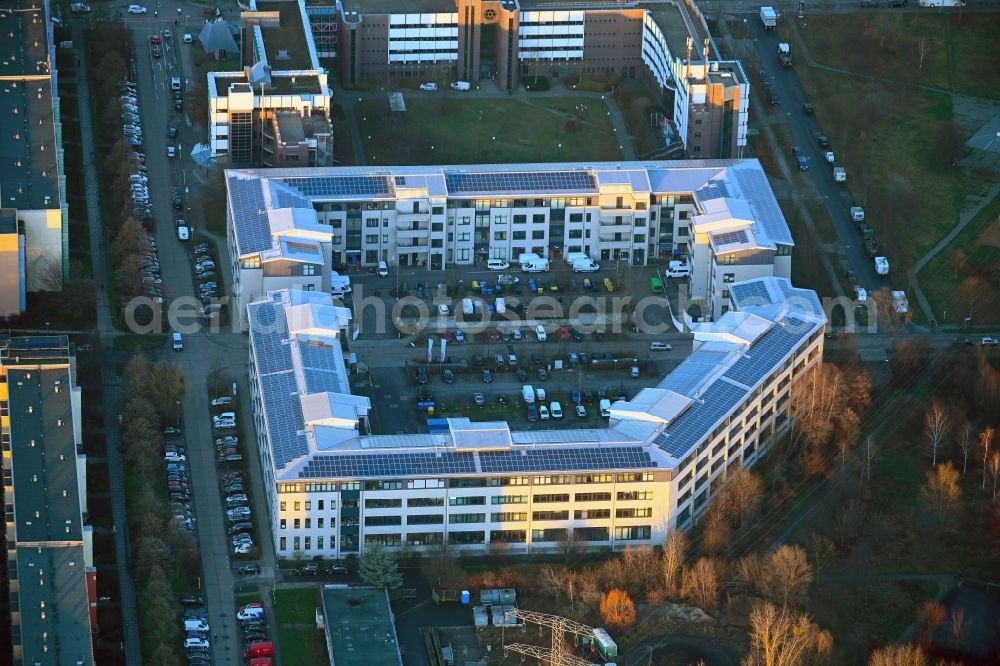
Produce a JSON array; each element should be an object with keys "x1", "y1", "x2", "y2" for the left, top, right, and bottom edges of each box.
[
  {"x1": 682, "y1": 557, "x2": 720, "y2": 610},
  {"x1": 988, "y1": 451, "x2": 1000, "y2": 500},
  {"x1": 760, "y1": 545, "x2": 814, "y2": 609},
  {"x1": 950, "y1": 607, "x2": 966, "y2": 650},
  {"x1": 921, "y1": 462, "x2": 962, "y2": 525},
  {"x1": 956, "y1": 424, "x2": 972, "y2": 475},
  {"x1": 807, "y1": 533, "x2": 834, "y2": 577},
  {"x1": 741, "y1": 602, "x2": 830, "y2": 666},
  {"x1": 922, "y1": 402, "x2": 951, "y2": 466},
  {"x1": 919, "y1": 600, "x2": 946, "y2": 643},
  {"x1": 661, "y1": 529, "x2": 689, "y2": 598},
  {"x1": 734, "y1": 554, "x2": 761, "y2": 591},
  {"x1": 833, "y1": 498, "x2": 864, "y2": 548},
  {"x1": 871, "y1": 287, "x2": 908, "y2": 340},
  {"x1": 981, "y1": 427, "x2": 995, "y2": 490},
  {"x1": 917, "y1": 37, "x2": 930, "y2": 74},
  {"x1": 729, "y1": 467, "x2": 765, "y2": 528},
  {"x1": 868, "y1": 643, "x2": 928, "y2": 666},
  {"x1": 864, "y1": 436, "x2": 876, "y2": 483}
]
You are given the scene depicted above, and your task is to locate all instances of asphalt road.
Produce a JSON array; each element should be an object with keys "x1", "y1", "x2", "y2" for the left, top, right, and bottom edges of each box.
[
  {"x1": 128, "y1": 15, "x2": 245, "y2": 665},
  {"x1": 746, "y1": 19, "x2": 891, "y2": 294}
]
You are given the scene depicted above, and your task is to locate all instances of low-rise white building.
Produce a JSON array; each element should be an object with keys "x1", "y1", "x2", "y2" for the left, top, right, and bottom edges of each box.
[
  {"x1": 226, "y1": 160, "x2": 793, "y2": 327},
  {"x1": 248, "y1": 276, "x2": 824, "y2": 560}
]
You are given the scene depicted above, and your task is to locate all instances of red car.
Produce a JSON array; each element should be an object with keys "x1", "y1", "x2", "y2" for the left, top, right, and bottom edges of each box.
[
  {"x1": 150, "y1": 35, "x2": 161, "y2": 45},
  {"x1": 488, "y1": 329, "x2": 500, "y2": 343},
  {"x1": 556, "y1": 325, "x2": 571, "y2": 341}
]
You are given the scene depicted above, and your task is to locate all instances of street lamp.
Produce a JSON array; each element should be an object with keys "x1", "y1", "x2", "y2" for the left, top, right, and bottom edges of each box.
[{"x1": 175, "y1": 400, "x2": 181, "y2": 426}]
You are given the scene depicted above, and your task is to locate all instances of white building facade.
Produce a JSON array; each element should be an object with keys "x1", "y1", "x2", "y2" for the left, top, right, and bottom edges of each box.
[{"x1": 249, "y1": 276, "x2": 824, "y2": 560}]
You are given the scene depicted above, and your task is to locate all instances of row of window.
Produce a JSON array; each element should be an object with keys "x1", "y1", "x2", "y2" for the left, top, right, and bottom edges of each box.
[
  {"x1": 280, "y1": 490, "x2": 655, "y2": 513},
  {"x1": 283, "y1": 525, "x2": 655, "y2": 549}
]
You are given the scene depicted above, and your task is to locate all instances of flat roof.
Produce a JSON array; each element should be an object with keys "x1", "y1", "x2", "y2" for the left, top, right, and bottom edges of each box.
[
  {"x1": 321, "y1": 586, "x2": 403, "y2": 666},
  {"x1": 254, "y1": 0, "x2": 316, "y2": 71},
  {"x1": 641, "y1": 2, "x2": 701, "y2": 63},
  {"x1": 212, "y1": 71, "x2": 322, "y2": 96},
  {"x1": 340, "y1": 0, "x2": 456, "y2": 15},
  {"x1": 0, "y1": 1, "x2": 62, "y2": 210}
]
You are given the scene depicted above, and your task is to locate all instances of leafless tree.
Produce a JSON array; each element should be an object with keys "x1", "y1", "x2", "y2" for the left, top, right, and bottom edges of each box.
[
  {"x1": 871, "y1": 286, "x2": 909, "y2": 340},
  {"x1": 833, "y1": 498, "x2": 865, "y2": 548},
  {"x1": 919, "y1": 600, "x2": 946, "y2": 642},
  {"x1": 950, "y1": 607, "x2": 966, "y2": 650},
  {"x1": 578, "y1": 573, "x2": 602, "y2": 606},
  {"x1": 922, "y1": 462, "x2": 962, "y2": 525},
  {"x1": 760, "y1": 545, "x2": 814, "y2": 609},
  {"x1": 868, "y1": 643, "x2": 927, "y2": 666},
  {"x1": 917, "y1": 37, "x2": 930, "y2": 74},
  {"x1": 729, "y1": 467, "x2": 765, "y2": 528},
  {"x1": 981, "y1": 427, "x2": 995, "y2": 490},
  {"x1": 741, "y1": 602, "x2": 830, "y2": 666},
  {"x1": 864, "y1": 436, "x2": 876, "y2": 483},
  {"x1": 808, "y1": 533, "x2": 834, "y2": 577},
  {"x1": 922, "y1": 402, "x2": 951, "y2": 466},
  {"x1": 988, "y1": 451, "x2": 1000, "y2": 500},
  {"x1": 956, "y1": 424, "x2": 972, "y2": 475},
  {"x1": 682, "y1": 557, "x2": 720, "y2": 610},
  {"x1": 621, "y1": 546, "x2": 661, "y2": 598},
  {"x1": 661, "y1": 529, "x2": 688, "y2": 598},
  {"x1": 734, "y1": 553, "x2": 761, "y2": 591}
]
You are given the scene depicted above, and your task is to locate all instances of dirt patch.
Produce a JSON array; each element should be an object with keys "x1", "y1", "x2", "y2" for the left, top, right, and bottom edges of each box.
[{"x1": 976, "y1": 217, "x2": 1000, "y2": 248}]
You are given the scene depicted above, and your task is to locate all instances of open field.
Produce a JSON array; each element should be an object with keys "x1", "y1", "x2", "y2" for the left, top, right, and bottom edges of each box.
[
  {"x1": 356, "y1": 96, "x2": 623, "y2": 165},
  {"x1": 273, "y1": 587, "x2": 319, "y2": 625},
  {"x1": 274, "y1": 587, "x2": 326, "y2": 664}
]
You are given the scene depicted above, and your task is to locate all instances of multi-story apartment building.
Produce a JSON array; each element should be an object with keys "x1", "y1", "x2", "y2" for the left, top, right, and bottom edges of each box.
[
  {"x1": 248, "y1": 276, "x2": 824, "y2": 559},
  {"x1": 325, "y1": 0, "x2": 746, "y2": 157},
  {"x1": 2, "y1": 336, "x2": 96, "y2": 665},
  {"x1": 207, "y1": 0, "x2": 334, "y2": 163},
  {"x1": 225, "y1": 160, "x2": 792, "y2": 328},
  {"x1": 0, "y1": 1, "x2": 69, "y2": 315}
]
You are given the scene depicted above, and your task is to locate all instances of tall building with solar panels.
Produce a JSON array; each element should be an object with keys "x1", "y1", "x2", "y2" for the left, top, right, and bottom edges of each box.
[
  {"x1": 226, "y1": 160, "x2": 793, "y2": 329},
  {"x1": 249, "y1": 277, "x2": 824, "y2": 559}
]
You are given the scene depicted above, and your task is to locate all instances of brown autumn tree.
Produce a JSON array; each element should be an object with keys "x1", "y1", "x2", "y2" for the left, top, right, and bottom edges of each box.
[
  {"x1": 661, "y1": 529, "x2": 689, "y2": 598},
  {"x1": 682, "y1": 557, "x2": 720, "y2": 610},
  {"x1": 759, "y1": 545, "x2": 813, "y2": 609},
  {"x1": 957, "y1": 276, "x2": 990, "y2": 324},
  {"x1": 741, "y1": 601, "x2": 831, "y2": 666},
  {"x1": 921, "y1": 462, "x2": 961, "y2": 526},
  {"x1": 868, "y1": 643, "x2": 928, "y2": 666},
  {"x1": 729, "y1": 467, "x2": 765, "y2": 529},
  {"x1": 599, "y1": 589, "x2": 636, "y2": 630},
  {"x1": 919, "y1": 600, "x2": 946, "y2": 642}
]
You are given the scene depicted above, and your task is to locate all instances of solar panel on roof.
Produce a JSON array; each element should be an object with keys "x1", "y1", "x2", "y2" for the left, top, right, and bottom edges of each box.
[
  {"x1": 653, "y1": 381, "x2": 745, "y2": 458},
  {"x1": 229, "y1": 175, "x2": 272, "y2": 254},
  {"x1": 297, "y1": 451, "x2": 477, "y2": 478},
  {"x1": 714, "y1": 229, "x2": 749, "y2": 246},
  {"x1": 733, "y1": 168, "x2": 793, "y2": 245},
  {"x1": 696, "y1": 180, "x2": 729, "y2": 203},
  {"x1": 281, "y1": 175, "x2": 393, "y2": 198},
  {"x1": 730, "y1": 280, "x2": 773, "y2": 308},
  {"x1": 261, "y1": 371, "x2": 307, "y2": 467},
  {"x1": 479, "y1": 447, "x2": 655, "y2": 473},
  {"x1": 445, "y1": 171, "x2": 595, "y2": 194},
  {"x1": 723, "y1": 317, "x2": 805, "y2": 387},
  {"x1": 298, "y1": 341, "x2": 349, "y2": 394}
]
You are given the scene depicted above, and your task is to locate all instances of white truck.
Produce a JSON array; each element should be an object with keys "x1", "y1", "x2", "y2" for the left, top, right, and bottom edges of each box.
[
  {"x1": 874, "y1": 256, "x2": 890, "y2": 276},
  {"x1": 330, "y1": 273, "x2": 352, "y2": 297},
  {"x1": 522, "y1": 258, "x2": 550, "y2": 273},
  {"x1": 892, "y1": 290, "x2": 909, "y2": 314},
  {"x1": 522, "y1": 385, "x2": 536, "y2": 404},
  {"x1": 850, "y1": 207, "x2": 865, "y2": 223},
  {"x1": 760, "y1": 6, "x2": 777, "y2": 29},
  {"x1": 832, "y1": 162, "x2": 847, "y2": 183},
  {"x1": 778, "y1": 42, "x2": 792, "y2": 67},
  {"x1": 917, "y1": 0, "x2": 965, "y2": 5},
  {"x1": 571, "y1": 258, "x2": 600, "y2": 273}
]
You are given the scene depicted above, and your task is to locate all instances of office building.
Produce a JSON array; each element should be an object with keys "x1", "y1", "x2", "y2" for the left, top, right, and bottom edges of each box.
[
  {"x1": 2, "y1": 336, "x2": 95, "y2": 665},
  {"x1": 207, "y1": 0, "x2": 334, "y2": 163},
  {"x1": 226, "y1": 160, "x2": 792, "y2": 328},
  {"x1": 0, "y1": 1, "x2": 69, "y2": 316},
  {"x1": 248, "y1": 275, "x2": 824, "y2": 559}
]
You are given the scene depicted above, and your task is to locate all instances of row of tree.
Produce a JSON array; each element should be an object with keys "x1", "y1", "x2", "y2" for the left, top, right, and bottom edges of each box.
[{"x1": 121, "y1": 354, "x2": 189, "y2": 664}]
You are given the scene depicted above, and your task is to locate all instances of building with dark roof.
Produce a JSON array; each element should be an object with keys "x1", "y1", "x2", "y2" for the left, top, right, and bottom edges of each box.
[
  {"x1": 0, "y1": 1, "x2": 69, "y2": 314},
  {"x1": 2, "y1": 336, "x2": 95, "y2": 665}
]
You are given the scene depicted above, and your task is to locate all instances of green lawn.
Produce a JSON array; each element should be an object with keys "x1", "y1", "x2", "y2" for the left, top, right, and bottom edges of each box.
[
  {"x1": 277, "y1": 626, "x2": 327, "y2": 664},
  {"x1": 113, "y1": 333, "x2": 167, "y2": 352},
  {"x1": 273, "y1": 587, "x2": 320, "y2": 625},
  {"x1": 356, "y1": 96, "x2": 623, "y2": 165}
]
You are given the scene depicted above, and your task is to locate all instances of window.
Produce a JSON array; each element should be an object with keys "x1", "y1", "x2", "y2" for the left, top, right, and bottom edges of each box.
[
  {"x1": 531, "y1": 230, "x2": 545, "y2": 240},
  {"x1": 575, "y1": 492, "x2": 611, "y2": 502},
  {"x1": 533, "y1": 493, "x2": 570, "y2": 503},
  {"x1": 533, "y1": 510, "x2": 569, "y2": 521},
  {"x1": 318, "y1": 518, "x2": 324, "y2": 528},
  {"x1": 532, "y1": 214, "x2": 546, "y2": 224},
  {"x1": 304, "y1": 536, "x2": 311, "y2": 550},
  {"x1": 616, "y1": 507, "x2": 653, "y2": 518},
  {"x1": 449, "y1": 496, "x2": 485, "y2": 506},
  {"x1": 489, "y1": 476, "x2": 530, "y2": 486},
  {"x1": 365, "y1": 234, "x2": 378, "y2": 244},
  {"x1": 318, "y1": 500, "x2": 324, "y2": 510},
  {"x1": 449, "y1": 513, "x2": 485, "y2": 524},
  {"x1": 574, "y1": 509, "x2": 610, "y2": 520},
  {"x1": 724, "y1": 254, "x2": 736, "y2": 265},
  {"x1": 491, "y1": 494, "x2": 527, "y2": 504},
  {"x1": 280, "y1": 519, "x2": 287, "y2": 529},
  {"x1": 513, "y1": 214, "x2": 526, "y2": 224},
  {"x1": 317, "y1": 536, "x2": 324, "y2": 550},
  {"x1": 617, "y1": 491, "x2": 653, "y2": 501},
  {"x1": 408, "y1": 497, "x2": 444, "y2": 507},
  {"x1": 491, "y1": 512, "x2": 527, "y2": 522},
  {"x1": 279, "y1": 537, "x2": 286, "y2": 551},
  {"x1": 723, "y1": 273, "x2": 735, "y2": 284},
  {"x1": 491, "y1": 529, "x2": 526, "y2": 543},
  {"x1": 512, "y1": 230, "x2": 526, "y2": 240},
  {"x1": 532, "y1": 528, "x2": 568, "y2": 542},
  {"x1": 280, "y1": 502, "x2": 286, "y2": 512},
  {"x1": 448, "y1": 531, "x2": 485, "y2": 544},
  {"x1": 616, "y1": 473, "x2": 654, "y2": 483},
  {"x1": 575, "y1": 473, "x2": 613, "y2": 484},
  {"x1": 534, "y1": 475, "x2": 571, "y2": 485},
  {"x1": 365, "y1": 498, "x2": 402, "y2": 509},
  {"x1": 365, "y1": 515, "x2": 401, "y2": 526},
  {"x1": 294, "y1": 502, "x2": 301, "y2": 511},
  {"x1": 614, "y1": 526, "x2": 651, "y2": 540},
  {"x1": 305, "y1": 518, "x2": 311, "y2": 528},
  {"x1": 407, "y1": 514, "x2": 444, "y2": 524},
  {"x1": 366, "y1": 219, "x2": 379, "y2": 228},
  {"x1": 494, "y1": 231, "x2": 507, "y2": 241}
]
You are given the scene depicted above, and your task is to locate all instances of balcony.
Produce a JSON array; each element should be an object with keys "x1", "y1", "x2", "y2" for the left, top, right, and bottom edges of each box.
[{"x1": 397, "y1": 227, "x2": 430, "y2": 241}]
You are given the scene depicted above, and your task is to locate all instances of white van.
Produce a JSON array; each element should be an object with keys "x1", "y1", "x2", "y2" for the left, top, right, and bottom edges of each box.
[
  {"x1": 599, "y1": 399, "x2": 612, "y2": 418},
  {"x1": 550, "y1": 401, "x2": 563, "y2": 419},
  {"x1": 171, "y1": 75, "x2": 181, "y2": 91},
  {"x1": 172, "y1": 333, "x2": 183, "y2": 351},
  {"x1": 486, "y1": 259, "x2": 510, "y2": 271},
  {"x1": 330, "y1": 273, "x2": 352, "y2": 296},
  {"x1": 495, "y1": 297, "x2": 506, "y2": 314},
  {"x1": 377, "y1": 260, "x2": 389, "y2": 277},
  {"x1": 571, "y1": 259, "x2": 600, "y2": 273},
  {"x1": 451, "y1": 81, "x2": 471, "y2": 91},
  {"x1": 521, "y1": 385, "x2": 535, "y2": 404},
  {"x1": 522, "y1": 259, "x2": 549, "y2": 273},
  {"x1": 665, "y1": 261, "x2": 690, "y2": 278},
  {"x1": 517, "y1": 252, "x2": 542, "y2": 267}
]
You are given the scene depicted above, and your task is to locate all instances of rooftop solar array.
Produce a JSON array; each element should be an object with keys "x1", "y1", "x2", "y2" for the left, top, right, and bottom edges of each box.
[
  {"x1": 510, "y1": 429, "x2": 601, "y2": 444},
  {"x1": 269, "y1": 180, "x2": 313, "y2": 209},
  {"x1": 695, "y1": 180, "x2": 730, "y2": 203},
  {"x1": 723, "y1": 316, "x2": 809, "y2": 387},
  {"x1": 229, "y1": 174, "x2": 272, "y2": 254},
  {"x1": 298, "y1": 451, "x2": 477, "y2": 478},
  {"x1": 444, "y1": 171, "x2": 596, "y2": 194},
  {"x1": 657, "y1": 349, "x2": 731, "y2": 396},
  {"x1": 734, "y1": 167, "x2": 794, "y2": 245},
  {"x1": 479, "y1": 447, "x2": 656, "y2": 473},
  {"x1": 730, "y1": 280, "x2": 774, "y2": 308},
  {"x1": 652, "y1": 380, "x2": 746, "y2": 459},
  {"x1": 248, "y1": 302, "x2": 291, "y2": 375},
  {"x1": 260, "y1": 371, "x2": 308, "y2": 467},
  {"x1": 713, "y1": 229, "x2": 749, "y2": 247},
  {"x1": 299, "y1": 340, "x2": 350, "y2": 394},
  {"x1": 281, "y1": 175, "x2": 394, "y2": 199}
]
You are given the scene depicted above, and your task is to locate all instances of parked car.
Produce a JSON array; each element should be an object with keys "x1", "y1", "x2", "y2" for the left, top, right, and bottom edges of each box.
[
  {"x1": 473, "y1": 392, "x2": 486, "y2": 406},
  {"x1": 649, "y1": 342, "x2": 673, "y2": 351},
  {"x1": 982, "y1": 336, "x2": 999, "y2": 346},
  {"x1": 419, "y1": 82, "x2": 438, "y2": 91}
]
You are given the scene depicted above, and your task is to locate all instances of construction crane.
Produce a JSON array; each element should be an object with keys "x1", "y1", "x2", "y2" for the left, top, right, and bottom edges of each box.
[{"x1": 501, "y1": 608, "x2": 600, "y2": 666}]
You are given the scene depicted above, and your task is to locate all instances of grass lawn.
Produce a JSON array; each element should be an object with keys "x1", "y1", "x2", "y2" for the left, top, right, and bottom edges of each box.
[
  {"x1": 273, "y1": 587, "x2": 320, "y2": 625},
  {"x1": 277, "y1": 626, "x2": 327, "y2": 664},
  {"x1": 918, "y1": 191, "x2": 1000, "y2": 326},
  {"x1": 113, "y1": 333, "x2": 167, "y2": 352},
  {"x1": 786, "y1": 212, "x2": 834, "y2": 298},
  {"x1": 356, "y1": 96, "x2": 623, "y2": 165},
  {"x1": 612, "y1": 80, "x2": 670, "y2": 157},
  {"x1": 949, "y1": 14, "x2": 1000, "y2": 99}
]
